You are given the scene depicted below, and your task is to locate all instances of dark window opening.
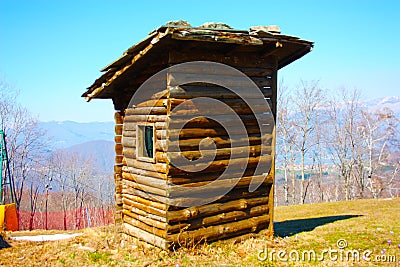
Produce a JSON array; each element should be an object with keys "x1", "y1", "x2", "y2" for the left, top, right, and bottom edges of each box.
[
  {"x1": 137, "y1": 124, "x2": 155, "y2": 161},
  {"x1": 143, "y1": 126, "x2": 154, "y2": 158}
]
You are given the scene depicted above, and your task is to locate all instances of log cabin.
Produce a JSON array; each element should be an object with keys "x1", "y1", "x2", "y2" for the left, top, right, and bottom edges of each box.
[{"x1": 82, "y1": 21, "x2": 313, "y2": 249}]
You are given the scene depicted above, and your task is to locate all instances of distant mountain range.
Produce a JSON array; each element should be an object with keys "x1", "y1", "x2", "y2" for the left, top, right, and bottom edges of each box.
[
  {"x1": 364, "y1": 96, "x2": 400, "y2": 114},
  {"x1": 39, "y1": 121, "x2": 115, "y2": 173},
  {"x1": 40, "y1": 121, "x2": 115, "y2": 149}
]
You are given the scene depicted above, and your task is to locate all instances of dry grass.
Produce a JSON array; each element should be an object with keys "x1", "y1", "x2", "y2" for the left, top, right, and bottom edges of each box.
[{"x1": 1, "y1": 198, "x2": 399, "y2": 266}]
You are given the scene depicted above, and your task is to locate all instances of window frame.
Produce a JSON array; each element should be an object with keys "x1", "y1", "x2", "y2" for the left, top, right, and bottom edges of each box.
[{"x1": 136, "y1": 122, "x2": 156, "y2": 163}]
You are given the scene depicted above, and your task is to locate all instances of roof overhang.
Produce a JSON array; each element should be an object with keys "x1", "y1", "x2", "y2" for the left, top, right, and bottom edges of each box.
[{"x1": 82, "y1": 24, "x2": 313, "y2": 101}]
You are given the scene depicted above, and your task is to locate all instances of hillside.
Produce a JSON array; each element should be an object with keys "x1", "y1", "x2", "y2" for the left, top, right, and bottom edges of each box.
[
  {"x1": 40, "y1": 121, "x2": 115, "y2": 149},
  {"x1": 1, "y1": 198, "x2": 399, "y2": 266},
  {"x1": 61, "y1": 140, "x2": 115, "y2": 173}
]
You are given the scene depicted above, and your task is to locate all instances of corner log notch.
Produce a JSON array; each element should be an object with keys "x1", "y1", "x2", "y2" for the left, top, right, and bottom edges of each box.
[{"x1": 82, "y1": 21, "x2": 313, "y2": 250}]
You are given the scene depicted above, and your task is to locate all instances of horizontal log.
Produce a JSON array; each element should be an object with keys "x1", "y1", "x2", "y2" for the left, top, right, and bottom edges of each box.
[
  {"x1": 115, "y1": 143, "x2": 123, "y2": 155},
  {"x1": 169, "y1": 97, "x2": 270, "y2": 108},
  {"x1": 168, "y1": 168, "x2": 267, "y2": 185},
  {"x1": 166, "y1": 85, "x2": 273, "y2": 99},
  {"x1": 121, "y1": 187, "x2": 168, "y2": 208},
  {"x1": 123, "y1": 216, "x2": 167, "y2": 238},
  {"x1": 123, "y1": 178, "x2": 167, "y2": 197},
  {"x1": 156, "y1": 140, "x2": 167, "y2": 151},
  {"x1": 167, "y1": 114, "x2": 269, "y2": 128},
  {"x1": 115, "y1": 125, "x2": 123, "y2": 135},
  {"x1": 123, "y1": 223, "x2": 169, "y2": 250},
  {"x1": 122, "y1": 195, "x2": 166, "y2": 217},
  {"x1": 114, "y1": 135, "x2": 122, "y2": 143},
  {"x1": 156, "y1": 129, "x2": 167, "y2": 140},
  {"x1": 155, "y1": 151, "x2": 167, "y2": 163},
  {"x1": 241, "y1": 68, "x2": 273, "y2": 77},
  {"x1": 169, "y1": 103, "x2": 271, "y2": 117},
  {"x1": 122, "y1": 136, "x2": 136, "y2": 148},
  {"x1": 123, "y1": 166, "x2": 167, "y2": 179},
  {"x1": 128, "y1": 159, "x2": 168, "y2": 173},
  {"x1": 167, "y1": 196, "x2": 268, "y2": 222},
  {"x1": 157, "y1": 145, "x2": 270, "y2": 163},
  {"x1": 172, "y1": 174, "x2": 273, "y2": 190},
  {"x1": 167, "y1": 72, "x2": 272, "y2": 88},
  {"x1": 114, "y1": 112, "x2": 124, "y2": 124},
  {"x1": 115, "y1": 155, "x2": 123, "y2": 164},
  {"x1": 169, "y1": 214, "x2": 269, "y2": 244},
  {"x1": 114, "y1": 165, "x2": 123, "y2": 174},
  {"x1": 168, "y1": 155, "x2": 272, "y2": 176},
  {"x1": 123, "y1": 147, "x2": 136, "y2": 159},
  {"x1": 151, "y1": 90, "x2": 168, "y2": 99},
  {"x1": 168, "y1": 50, "x2": 274, "y2": 68},
  {"x1": 122, "y1": 172, "x2": 167, "y2": 190},
  {"x1": 125, "y1": 106, "x2": 167, "y2": 115},
  {"x1": 123, "y1": 209, "x2": 167, "y2": 230},
  {"x1": 114, "y1": 173, "x2": 122, "y2": 182},
  {"x1": 168, "y1": 204, "x2": 269, "y2": 233},
  {"x1": 167, "y1": 134, "x2": 273, "y2": 151},
  {"x1": 136, "y1": 99, "x2": 168, "y2": 108},
  {"x1": 167, "y1": 126, "x2": 273, "y2": 140},
  {"x1": 168, "y1": 175, "x2": 271, "y2": 198},
  {"x1": 166, "y1": 65, "x2": 273, "y2": 77},
  {"x1": 122, "y1": 193, "x2": 166, "y2": 211},
  {"x1": 125, "y1": 205, "x2": 166, "y2": 223},
  {"x1": 124, "y1": 115, "x2": 168, "y2": 123},
  {"x1": 122, "y1": 130, "x2": 136, "y2": 137},
  {"x1": 204, "y1": 185, "x2": 270, "y2": 203},
  {"x1": 167, "y1": 145, "x2": 270, "y2": 162},
  {"x1": 121, "y1": 184, "x2": 270, "y2": 209},
  {"x1": 122, "y1": 123, "x2": 136, "y2": 132}
]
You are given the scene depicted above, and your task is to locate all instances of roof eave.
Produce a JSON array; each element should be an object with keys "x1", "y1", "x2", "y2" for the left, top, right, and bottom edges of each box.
[
  {"x1": 82, "y1": 26, "x2": 314, "y2": 101},
  {"x1": 278, "y1": 43, "x2": 314, "y2": 70}
]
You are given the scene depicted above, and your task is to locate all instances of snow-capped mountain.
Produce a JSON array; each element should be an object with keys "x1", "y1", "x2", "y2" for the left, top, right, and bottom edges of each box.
[{"x1": 365, "y1": 96, "x2": 400, "y2": 114}]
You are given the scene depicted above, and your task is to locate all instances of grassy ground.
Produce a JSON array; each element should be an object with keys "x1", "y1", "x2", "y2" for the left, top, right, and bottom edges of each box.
[{"x1": 0, "y1": 198, "x2": 399, "y2": 266}]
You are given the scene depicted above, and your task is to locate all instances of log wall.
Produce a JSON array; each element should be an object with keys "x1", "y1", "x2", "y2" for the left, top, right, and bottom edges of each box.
[
  {"x1": 114, "y1": 111, "x2": 124, "y2": 225},
  {"x1": 117, "y1": 50, "x2": 277, "y2": 249}
]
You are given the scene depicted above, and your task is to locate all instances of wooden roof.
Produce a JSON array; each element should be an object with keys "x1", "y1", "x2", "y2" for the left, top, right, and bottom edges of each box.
[{"x1": 82, "y1": 23, "x2": 313, "y2": 101}]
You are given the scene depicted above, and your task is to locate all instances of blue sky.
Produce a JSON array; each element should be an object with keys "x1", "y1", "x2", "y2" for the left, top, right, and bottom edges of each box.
[{"x1": 0, "y1": 0, "x2": 399, "y2": 122}]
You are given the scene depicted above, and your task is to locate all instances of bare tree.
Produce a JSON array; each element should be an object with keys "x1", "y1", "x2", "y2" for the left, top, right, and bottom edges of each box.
[
  {"x1": 358, "y1": 108, "x2": 399, "y2": 198},
  {"x1": 49, "y1": 150, "x2": 96, "y2": 229},
  {"x1": 25, "y1": 163, "x2": 47, "y2": 230},
  {"x1": 0, "y1": 81, "x2": 47, "y2": 212},
  {"x1": 325, "y1": 88, "x2": 362, "y2": 200},
  {"x1": 310, "y1": 117, "x2": 328, "y2": 203},
  {"x1": 277, "y1": 83, "x2": 296, "y2": 205},
  {"x1": 291, "y1": 81, "x2": 324, "y2": 204},
  {"x1": 49, "y1": 151, "x2": 72, "y2": 230}
]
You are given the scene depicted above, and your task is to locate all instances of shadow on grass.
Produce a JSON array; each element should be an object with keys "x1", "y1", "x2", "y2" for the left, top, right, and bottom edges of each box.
[
  {"x1": 274, "y1": 215, "x2": 362, "y2": 237},
  {"x1": 0, "y1": 235, "x2": 11, "y2": 249}
]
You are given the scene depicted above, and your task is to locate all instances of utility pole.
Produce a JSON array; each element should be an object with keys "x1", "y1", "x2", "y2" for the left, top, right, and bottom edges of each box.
[
  {"x1": 0, "y1": 130, "x2": 18, "y2": 231},
  {"x1": 45, "y1": 175, "x2": 53, "y2": 230},
  {"x1": 0, "y1": 130, "x2": 14, "y2": 205}
]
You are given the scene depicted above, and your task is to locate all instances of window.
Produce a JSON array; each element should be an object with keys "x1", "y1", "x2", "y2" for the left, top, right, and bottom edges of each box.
[{"x1": 136, "y1": 123, "x2": 155, "y2": 162}]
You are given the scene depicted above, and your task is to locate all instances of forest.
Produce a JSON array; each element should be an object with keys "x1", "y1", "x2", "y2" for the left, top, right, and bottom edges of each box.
[
  {"x1": 275, "y1": 81, "x2": 399, "y2": 205},
  {"x1": 0, "y1": 80, "x2": 114, "y2": 230}
]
